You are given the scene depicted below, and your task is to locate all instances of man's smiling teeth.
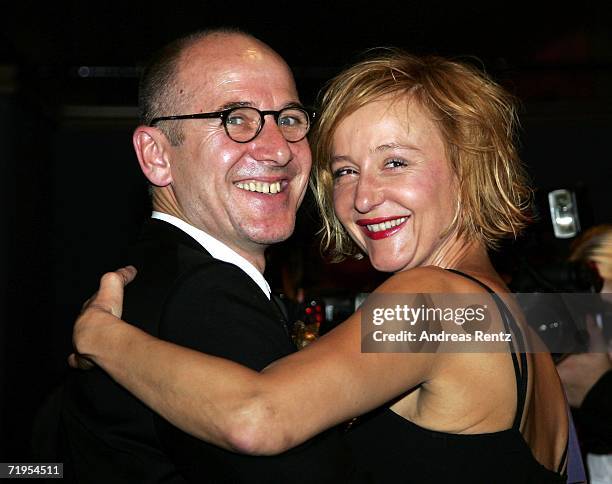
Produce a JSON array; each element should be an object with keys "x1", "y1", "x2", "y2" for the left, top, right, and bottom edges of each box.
[
  {"x1": 235, "y1": 181, "x2": 282, "y2": 194},
  {"x1": 366, "y1": 217, "x2": 407, "y2": 232}
]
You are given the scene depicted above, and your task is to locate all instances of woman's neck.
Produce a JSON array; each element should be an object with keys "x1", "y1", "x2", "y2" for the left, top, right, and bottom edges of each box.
[{"x1": 420, "y1": 235, "x2": 506, "y2": 288}]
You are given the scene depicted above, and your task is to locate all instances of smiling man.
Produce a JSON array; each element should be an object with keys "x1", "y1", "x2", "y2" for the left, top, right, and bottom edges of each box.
[{"x1": 60, "y1": 29, "x2": 356, "y2": 483}]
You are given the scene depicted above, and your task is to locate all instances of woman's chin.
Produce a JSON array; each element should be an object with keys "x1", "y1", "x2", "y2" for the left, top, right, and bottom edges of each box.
[{"x1": 369, "y1": 257, "x2": 411, "y2": 274}]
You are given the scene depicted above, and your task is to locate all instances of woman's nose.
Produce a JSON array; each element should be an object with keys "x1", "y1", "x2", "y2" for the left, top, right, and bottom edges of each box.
[{"x1": 354, "y1": 173, "x2": 384, "y2": 213}]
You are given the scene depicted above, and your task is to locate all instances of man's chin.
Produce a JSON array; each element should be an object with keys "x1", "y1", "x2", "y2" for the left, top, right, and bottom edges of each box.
[
  {"x1": 246, "y1": 222, "x2": 295, "y2": 246},
  {"x1": 252, "y1": 232, "x2": 294, "y2": 246}
]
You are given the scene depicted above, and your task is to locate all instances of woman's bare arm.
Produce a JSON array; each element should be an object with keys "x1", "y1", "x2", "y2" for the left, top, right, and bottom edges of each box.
[{"x1": 72, "y1": 266, "x2": 439, "y2": 455}]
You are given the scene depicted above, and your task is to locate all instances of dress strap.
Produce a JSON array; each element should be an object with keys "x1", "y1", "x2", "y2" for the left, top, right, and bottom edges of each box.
[
  {"x1": 444, "y1": 269, "x2": 528, "y2": 431},
  {"x1": 564, "y1": 404, "x2": 587, "y2": 481}
]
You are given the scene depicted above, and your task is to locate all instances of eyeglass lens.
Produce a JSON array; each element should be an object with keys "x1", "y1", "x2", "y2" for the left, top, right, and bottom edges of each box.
[{"x1": 225, "y1": 107, "x2": 309, "y2": 142}]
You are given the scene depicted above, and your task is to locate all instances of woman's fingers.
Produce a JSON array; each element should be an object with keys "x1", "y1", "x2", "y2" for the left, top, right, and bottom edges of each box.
[
  {"x1": 68, "y1": 353, "x2": 95, "y2": 370},
  {"x1": 87, "y1": 266, "x2": 137, "y2": 318},
  {"x1": 71, "y1": 266, "x2": 137, "y2": 369}
]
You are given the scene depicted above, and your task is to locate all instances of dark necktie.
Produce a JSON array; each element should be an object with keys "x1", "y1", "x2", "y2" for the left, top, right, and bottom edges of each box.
[{"x1": 270, "y1": 293, "x2": 290, "y2": 337}]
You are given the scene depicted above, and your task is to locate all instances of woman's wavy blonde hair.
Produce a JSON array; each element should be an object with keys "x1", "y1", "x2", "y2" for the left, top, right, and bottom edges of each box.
[{"x1": 311, "y1": 48, "x2": 533, "y2": 261}]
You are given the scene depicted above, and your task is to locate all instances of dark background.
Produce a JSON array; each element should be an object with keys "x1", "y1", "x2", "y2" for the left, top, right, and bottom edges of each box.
[{"x1": 2, "y1": 1, "x2": 611, "y2": 461}]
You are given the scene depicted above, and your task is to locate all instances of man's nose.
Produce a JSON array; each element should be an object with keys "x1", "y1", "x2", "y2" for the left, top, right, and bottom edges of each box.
[
  {"x1": 250, "y1": 115, "x2": 292, "y2": 165},
  {"x1": 354, "y1": 172, "x2": 384, "y2": 213}
]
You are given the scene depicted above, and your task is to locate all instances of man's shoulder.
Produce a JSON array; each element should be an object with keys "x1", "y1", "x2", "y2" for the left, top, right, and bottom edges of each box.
[
  {"x1": 121, "y1": 219, "x2": 268, "y2": 332},
  {"x1": 126, "y1": 218, "x2": 208, "y2": 268},
  {"x1": 126, "y1": 230, "x2": 257, "y2": 299},
  {"x1": 125, "y1": 219, "x2": 224, "y2": 287}
]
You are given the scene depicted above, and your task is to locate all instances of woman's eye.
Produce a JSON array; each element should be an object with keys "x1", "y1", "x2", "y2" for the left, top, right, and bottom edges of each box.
[
  {"x1": 385, "y1": 158, "x2": 408, "y2": 169},
  {"x1": 332, "y1": 167, "x2": 358, "y2": 179}
]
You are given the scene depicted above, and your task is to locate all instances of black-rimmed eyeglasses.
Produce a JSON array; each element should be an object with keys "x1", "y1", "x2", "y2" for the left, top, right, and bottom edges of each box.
[{"x1": 149, "y1": 106, "x2": 314, "y2": 143}]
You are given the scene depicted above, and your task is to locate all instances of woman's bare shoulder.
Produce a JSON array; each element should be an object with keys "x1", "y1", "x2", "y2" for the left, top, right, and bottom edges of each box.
[{"x1": 374, "y1": 266, "x2": 493, "y2": 294}]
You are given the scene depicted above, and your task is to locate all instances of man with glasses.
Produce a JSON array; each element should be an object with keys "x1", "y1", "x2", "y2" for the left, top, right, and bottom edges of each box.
[{"x1": 61, "y1": 28, "x2": 356, "y2": 483}]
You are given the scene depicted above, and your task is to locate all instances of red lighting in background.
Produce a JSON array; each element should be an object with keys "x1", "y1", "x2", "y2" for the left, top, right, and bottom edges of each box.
[{"x1": 300, "y1": 299, "x2": 326, "y2": 331}]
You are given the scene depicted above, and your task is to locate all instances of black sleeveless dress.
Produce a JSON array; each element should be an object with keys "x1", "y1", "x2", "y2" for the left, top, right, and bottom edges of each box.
[{"x1": 345, "y1": 269, "x2": 567, "y2": 483}]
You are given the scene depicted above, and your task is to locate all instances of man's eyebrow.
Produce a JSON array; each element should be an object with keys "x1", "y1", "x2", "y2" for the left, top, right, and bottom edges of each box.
[
  {"x1": 283, "y1": 101, "x2": 305, "y2": 109},
  {"x1": 216, "y1": 101, "x2": 305, "y2": 111},
  {"x1": 217, "y1": 101, "x2": 252, "y2": 111}
]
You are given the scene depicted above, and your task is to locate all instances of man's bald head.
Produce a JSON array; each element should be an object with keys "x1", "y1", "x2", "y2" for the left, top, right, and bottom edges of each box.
[{"x1": 138, "y1": 28, "x2": 289, "y2": 146}]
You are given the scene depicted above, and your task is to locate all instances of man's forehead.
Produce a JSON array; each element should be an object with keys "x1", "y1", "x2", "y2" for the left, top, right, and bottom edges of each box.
[
  {"x1": 178, "y1": 42, "x2": 299, "y2": 108},
  {"x1": 181, "y1": 35, "x2": 290, "y2": 81}
]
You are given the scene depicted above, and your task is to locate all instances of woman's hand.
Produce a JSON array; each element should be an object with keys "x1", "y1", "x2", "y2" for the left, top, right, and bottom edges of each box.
[
  {"x1": 69, "y1": 266, "x2": 137, "y2": 369},
  {"x1": 557, "y1": 316, "x2": 612, "y2": 407}
]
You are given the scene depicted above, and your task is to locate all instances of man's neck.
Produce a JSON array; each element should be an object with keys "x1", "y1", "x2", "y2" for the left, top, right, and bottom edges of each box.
[
  {"x1": 230, "y1": 243, "x2": 266, "y2": 274},
  {"x1": 151, "y1": 188, "x2": 267, "y2": 272},
  {"x1": 151, "y1": 188, "x2": 184, "y2": 220}
]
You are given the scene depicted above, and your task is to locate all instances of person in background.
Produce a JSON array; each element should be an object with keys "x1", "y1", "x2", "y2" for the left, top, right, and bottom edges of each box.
[
  {"x1": 72, "y1": 49, "x2": 580, "y2": 483},
  {"x1": 558, "y1": 224, "x2": 612, "y2": 483}
]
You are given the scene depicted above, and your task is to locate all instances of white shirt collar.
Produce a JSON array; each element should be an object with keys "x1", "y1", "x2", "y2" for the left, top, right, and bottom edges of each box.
[{"x1": 151, "y1": 211, "x2": 271, "y2": 299}]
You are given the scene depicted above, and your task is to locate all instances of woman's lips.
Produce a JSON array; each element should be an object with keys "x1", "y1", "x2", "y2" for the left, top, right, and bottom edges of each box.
[{"x1": 356, "y1": 216, "x2": 409, "y2": 240}]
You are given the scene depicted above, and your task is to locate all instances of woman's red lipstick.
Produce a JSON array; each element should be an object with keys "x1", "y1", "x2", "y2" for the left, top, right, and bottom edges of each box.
[{"x1": 356, "y1": 216, "x2": 409, "y2": 240}]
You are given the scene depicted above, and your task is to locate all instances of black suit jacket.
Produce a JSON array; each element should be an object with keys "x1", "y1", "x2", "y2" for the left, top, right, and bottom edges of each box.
[{"x1": 61, "y1": 219, "x2": 357, "y2": 483}]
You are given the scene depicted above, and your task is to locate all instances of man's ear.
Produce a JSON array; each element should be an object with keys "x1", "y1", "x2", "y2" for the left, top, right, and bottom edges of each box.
[{"x1": 133, "y1": 126, "x2": 173, "y2": 187}]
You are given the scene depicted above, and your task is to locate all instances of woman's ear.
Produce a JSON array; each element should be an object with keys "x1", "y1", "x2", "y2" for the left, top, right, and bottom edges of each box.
[{"x1": 133, "y1": 126, "x2": 173, "y2": 187}]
